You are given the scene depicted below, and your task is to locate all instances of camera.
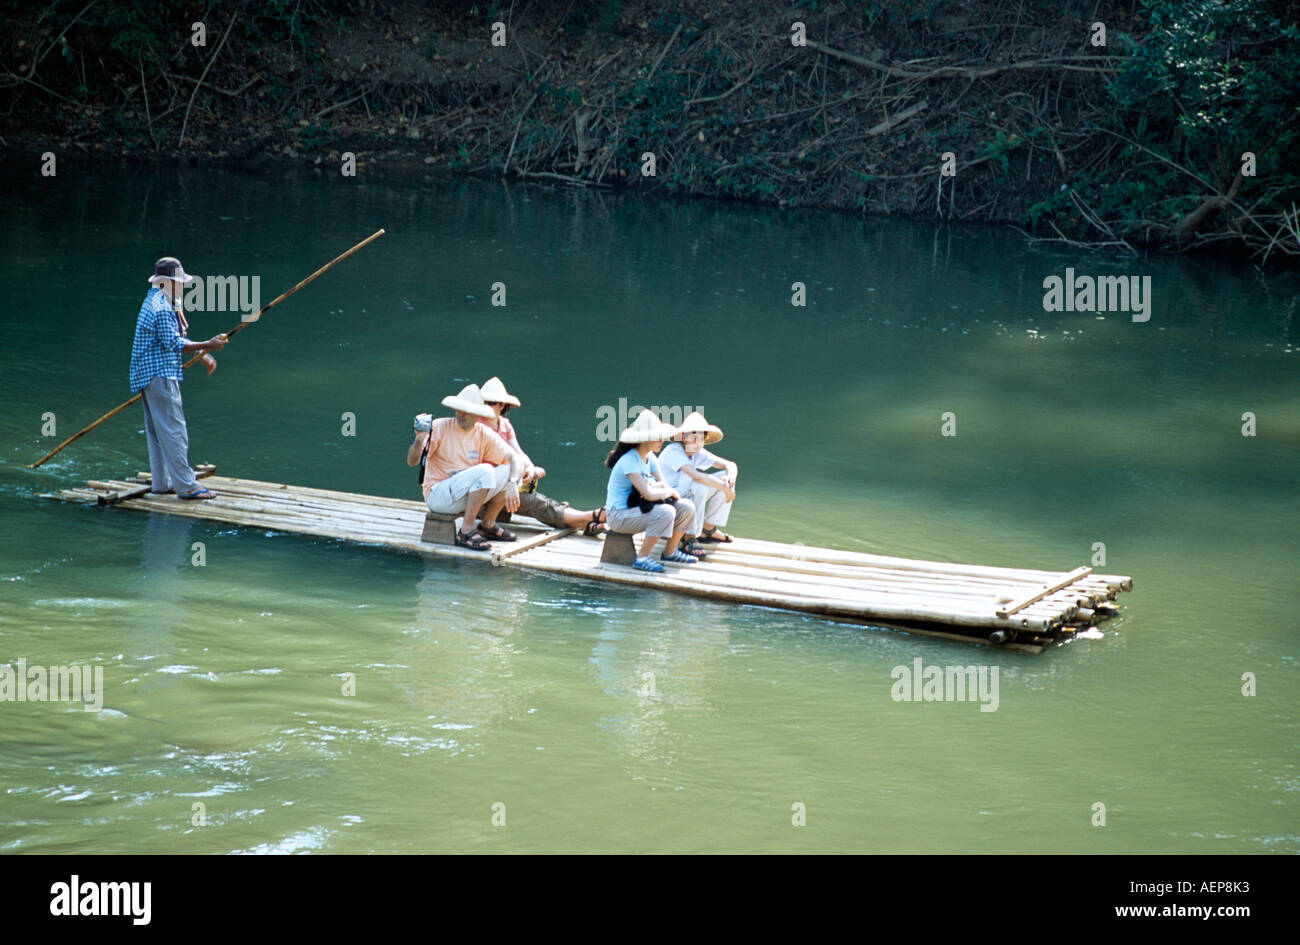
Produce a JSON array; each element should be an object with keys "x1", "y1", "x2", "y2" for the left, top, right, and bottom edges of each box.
[{"x1": 413, "y1": 412, "x2": 433, "y2": 432}]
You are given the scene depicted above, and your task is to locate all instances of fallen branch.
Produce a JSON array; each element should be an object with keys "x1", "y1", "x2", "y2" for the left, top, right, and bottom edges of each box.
[
  {"x1": 137, "y1": 57, "x2": 156, "y2": 149},
  {"x1": 178, "y1": 9, "x2": 238, "y2": 148},
  {"x1": 0, "y1": 70, "x2": 107, "y2": 110},
  {"x1": 1174, "y1": 169, "x2": 1246, "y2": 240},
  {"x1": 684, "y1": 65, "x2": 759, "y2": 110},
  {"x1": 504, "y1": 87, "x2": 542, "y2": 173},
  {"x1": 808, "y1": 41, "x2": 1123, "y2": 80},
  {"x1": 514, "y1": 169, "x2": 612, "y2": 188},
  {"x1": 867, "y1": 99, "x2": 928, "y2": 136},
  {"x1": 313, "y1": 90, "x2": 364, "y2": 121},
  {"x1": 1067, "y1": 186, "x2": 1137, "y2": 255},
  {"x1": 645, "y1": 23, "x2": 682, "y2": 84},
  {"x1": 167, "y1": 72, "x2": 262, "y2": 99},
  {"x1": 1012, "y1": 222, "x2": 1137, "y2": 253},
  {"x1": 1098, "y1": 128, "x2": 1275, "y2": 245},
  {"x1": 1259, "y1": 203, "x2": 1300, "y2": 265}
]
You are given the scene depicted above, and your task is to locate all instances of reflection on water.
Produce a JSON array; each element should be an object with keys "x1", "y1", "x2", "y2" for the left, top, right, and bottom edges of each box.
[
  {"x1": 588, "y1": 593, "x2": 734, "y2": 782},
  {"x1": 132, "y1": 513, "x2": 193, "y2": 699},
  {"x1": 395, "y1": 563, "x2": 533, "y2": 751}
]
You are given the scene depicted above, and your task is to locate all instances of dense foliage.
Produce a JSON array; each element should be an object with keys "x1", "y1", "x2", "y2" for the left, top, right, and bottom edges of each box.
[
  {"x1": 2, "y1": 0, "x2": 1297, "y2": 261},
  {"x1": 1031, "y1": 0, "x2": 1300, "y2": 254}
]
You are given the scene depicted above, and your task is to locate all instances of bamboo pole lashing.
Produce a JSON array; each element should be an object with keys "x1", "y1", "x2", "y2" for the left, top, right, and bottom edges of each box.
[{"x1": 997, "y1": 566, "x2": 1092, "y2": 616}]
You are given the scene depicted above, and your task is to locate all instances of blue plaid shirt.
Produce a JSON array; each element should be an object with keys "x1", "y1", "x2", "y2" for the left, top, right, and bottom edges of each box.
[{"x1": 129, "y1": 287, "x2": 188, "y2": 392}]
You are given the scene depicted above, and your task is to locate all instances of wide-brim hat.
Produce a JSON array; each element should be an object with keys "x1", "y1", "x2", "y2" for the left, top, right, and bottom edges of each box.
[
  {"x1": 619, "y1": 409, "x2": 679, "y2": 444},
  {"x1": 673, "y1": 411, "x2": 723, "y2": 445},
  {"x1": 147, "y1": 256, "x2": 195, "y2": 284},
  {"x1": 480, "y1": 376, "x2": 521, "y2": 407},
  {"x1": 441, "y1": 383, "x2": 495, "y2": 418}
]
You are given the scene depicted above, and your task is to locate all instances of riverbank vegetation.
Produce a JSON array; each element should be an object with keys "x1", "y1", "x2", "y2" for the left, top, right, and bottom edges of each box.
[{"x1": 1, "y1": 0, "x2": 1296, "y2": 263}]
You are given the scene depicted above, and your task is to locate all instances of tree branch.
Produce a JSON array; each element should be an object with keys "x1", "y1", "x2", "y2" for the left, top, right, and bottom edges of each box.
[{"x1": 178, "y1": 9, "x2": 239, "y2": 148}]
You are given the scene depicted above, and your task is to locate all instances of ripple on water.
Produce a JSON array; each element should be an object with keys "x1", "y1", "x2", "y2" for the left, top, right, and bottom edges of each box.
[
  {"x1": 32, "y1": 598, "x2": 127, "y2": 608},
  {"x1": 175, "y1": 782, "x2": 244, "y2": 798},
  {"x1": 235, "y1": 827, "x2": 329, "y2": 855}
]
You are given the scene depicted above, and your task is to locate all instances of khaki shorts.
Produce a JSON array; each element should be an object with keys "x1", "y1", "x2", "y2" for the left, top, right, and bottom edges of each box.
[{"x1": 506, "y1": 491, "x2": 571, "y2": 529}]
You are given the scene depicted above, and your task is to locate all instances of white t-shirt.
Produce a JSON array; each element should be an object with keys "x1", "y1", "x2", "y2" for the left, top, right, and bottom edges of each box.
[{"x1": 659, "y1": 442, "x2": 720, "y2": 491}]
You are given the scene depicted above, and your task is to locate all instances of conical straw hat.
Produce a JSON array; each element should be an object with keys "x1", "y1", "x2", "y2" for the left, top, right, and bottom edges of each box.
[
  {"x1": 480, "y1": 376, "x2": 521, "y2": 407},
  {"x1": 674, "y1": 410, "x2": 723, "y2": 445},
  {"x1": 619, "y1": 409, "x2": 679, "y2": 444},
  {"x1": 441, "y1": 384, "x2": 495, "y2": 418}
]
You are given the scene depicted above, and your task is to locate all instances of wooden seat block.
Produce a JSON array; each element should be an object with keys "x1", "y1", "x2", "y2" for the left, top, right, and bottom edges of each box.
[
  {"x1": 599, "y1": 530, "x2": 637, "y2": 565},
  {"x1": 421, "y1": 512, "x2": 460, "y2": 545}
]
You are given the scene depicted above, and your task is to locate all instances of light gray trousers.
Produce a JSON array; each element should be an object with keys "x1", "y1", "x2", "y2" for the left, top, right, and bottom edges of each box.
[
  {"x1": 606, "y1": 498, "x2": 696, "y2": 539},
  {"x1": 140, "y1": 376, "x2": 200, "y2": 494}
]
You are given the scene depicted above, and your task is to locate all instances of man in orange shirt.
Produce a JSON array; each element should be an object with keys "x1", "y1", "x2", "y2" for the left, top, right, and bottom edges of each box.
[{"x1": 407, "y1": 384, "x2": 524, "y2": 551}]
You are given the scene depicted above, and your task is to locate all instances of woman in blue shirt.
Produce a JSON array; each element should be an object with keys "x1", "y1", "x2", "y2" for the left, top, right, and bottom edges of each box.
[{"x1": 604, "y1": 410, "x2": 698, "y2": 573}]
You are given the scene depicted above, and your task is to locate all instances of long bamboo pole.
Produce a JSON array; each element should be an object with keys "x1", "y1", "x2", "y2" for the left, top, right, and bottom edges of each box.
[{"x1": 27, "y1": 229, "x2": 386, "y2": 468}]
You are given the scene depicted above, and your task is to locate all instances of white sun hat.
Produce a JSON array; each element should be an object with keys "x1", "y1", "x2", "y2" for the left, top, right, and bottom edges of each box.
[
  {"x1": 147, "y1": 256, "x2": 195, "y2": 284},
  {"x1": 673, "y1": 411, "x2": 723, "y2": 445},
  {"x1": 441, "y1": 383, "x2": 495, "y2": 418},
  {"x1": 619, "y1": 409, "x2": 679, "y2": 444},
  {"x1": 480, "y1": 376, "x2": 521, "y2": 407}
]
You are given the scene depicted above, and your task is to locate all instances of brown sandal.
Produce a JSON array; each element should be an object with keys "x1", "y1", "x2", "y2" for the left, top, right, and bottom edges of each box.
[
  {"x1": 583, "y1": 508, "x2": 607, "y2": 537},
  {"x1": 455, "y1": 529, "x2": 491, "y2": 551},
  {"x1": 477, "y1": 523, "x2": 517, "y2": 542}
]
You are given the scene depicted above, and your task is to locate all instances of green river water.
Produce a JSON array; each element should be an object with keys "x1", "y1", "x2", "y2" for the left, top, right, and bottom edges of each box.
[{"x1": 1, "y1": 167, "x2": 1296, "y2": 854}]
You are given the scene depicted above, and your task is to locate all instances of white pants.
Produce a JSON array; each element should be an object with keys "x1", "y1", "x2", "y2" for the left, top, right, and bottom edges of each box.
[
  {"x1": 426, "y1": 463, "x2": 510, "y2": 514},
  {"x1": 686, "y1": 478, "x2": 732, "y2": 535}
]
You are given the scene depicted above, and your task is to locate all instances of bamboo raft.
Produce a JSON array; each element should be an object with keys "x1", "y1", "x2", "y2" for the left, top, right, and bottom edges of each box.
[{"x1": 46, "y1": 469, "x2": 1133, "y2": 654}]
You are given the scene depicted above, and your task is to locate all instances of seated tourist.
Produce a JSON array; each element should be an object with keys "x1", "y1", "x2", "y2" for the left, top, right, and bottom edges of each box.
[
  {"x1": 478, "y1": 376, "x2": 606, "y2": 535},
  {"x1": 406, "y1": 383, "x2": 524, "y2": 551},
  {"x1": 658, "y1": 411, "x2": 738, "y2": 552},
  {"x1": 603, "y1": 409, "x2": 697, "y2": 573}
]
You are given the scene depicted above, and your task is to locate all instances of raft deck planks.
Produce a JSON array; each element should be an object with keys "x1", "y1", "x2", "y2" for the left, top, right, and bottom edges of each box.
[{"x1": 46, "y1": 473, "x2": 1134, "y2": 653}]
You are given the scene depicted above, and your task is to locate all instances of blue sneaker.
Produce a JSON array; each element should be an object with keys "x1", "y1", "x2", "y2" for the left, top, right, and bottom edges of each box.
[
  {"x1": 661, "y1": 549, "x2": 698, "y2": 564},
  {"x1": 633, "y1": 555, "x2": 665, "y2": 573}
]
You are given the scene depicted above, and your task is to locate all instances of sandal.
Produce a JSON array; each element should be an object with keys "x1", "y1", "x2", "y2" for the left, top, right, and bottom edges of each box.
[
  {"x1": 633, "y1": 555, "x2": 665, "y2": 573},
  {"x1": 700, "y1": 526, "x2": 733, "y2": 543},
  {"x1": 681, "y1": 538, "x2": 709, "y2": 558},
  {"x1": 582, "y1": 507, "x2": 607, "y2": 537},
  {"x1": 455, "y1": 529, "x2": 492, "y2": 551},
  {"x1": 179, "y1": 488, "x2": 216, "y2": 500},
  {"x1": 476, "y1": 523, "x2": 517, "y2": 542}
]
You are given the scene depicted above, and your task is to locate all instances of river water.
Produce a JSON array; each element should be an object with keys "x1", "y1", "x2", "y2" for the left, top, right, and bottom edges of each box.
[{"x1": 1, "y1": 167, "x2": 1296, "y2": 853}]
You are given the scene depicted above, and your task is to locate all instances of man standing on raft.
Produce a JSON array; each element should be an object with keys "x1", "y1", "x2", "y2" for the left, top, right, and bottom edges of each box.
[{"x1": 128, "y1": 256, "x2": 227, "y2": 500}]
